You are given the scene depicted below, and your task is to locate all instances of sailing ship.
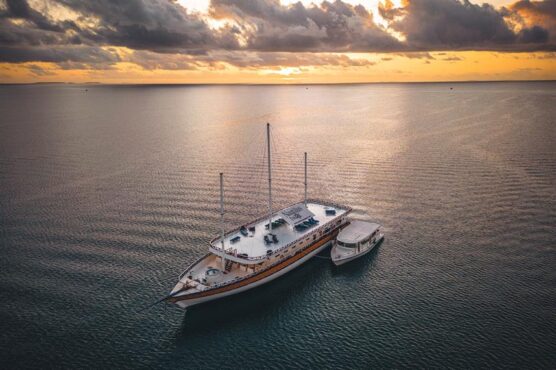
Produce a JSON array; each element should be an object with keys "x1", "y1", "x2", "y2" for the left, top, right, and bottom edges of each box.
[{"x1": 166, "y1": 123, "x2": 352, "y2": 308}]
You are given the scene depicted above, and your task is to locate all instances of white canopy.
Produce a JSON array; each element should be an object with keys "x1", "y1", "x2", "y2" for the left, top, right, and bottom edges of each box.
[
  {"x1": 279, "y1": 203, "x2": 315, "y2": 226},
  {"x1": 337, "y1": 220, "x2": 380, "y2": 244}
]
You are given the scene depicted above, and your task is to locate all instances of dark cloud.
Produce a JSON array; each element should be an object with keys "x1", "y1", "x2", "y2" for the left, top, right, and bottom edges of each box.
[
  {"x1": 0, "y1": 0, "x2": 239, "y2": 55},
  {"x1": 2, "y1": 0, "x2": 69, "y2": 32},
  {"x1": 509, "y1": 0, "x2": 556, "y2": 41},
  {"x1": 0, "y1": 45, "x2": 120, "y2": 64},
  {"x1": 389, "y1": 0, "x2": 516, "y2": 49},
  {"x1": 0, "y1": 0, "x2": 555, "y2": 70},
  {"x1": 210, "y1": 0, "x2": 401, "y2": 52},
  {"x1": 55, "y1": 0, "x2": 240, "y2": 51},
  {"x1": 0, "y1": 0, "x2": 81, "y2": 48},
  {"x1": 517, "y1": 24, "x2": 549, "y2": 42},
  {"x1": 384, "y1": 0, "x2": 556, "y2": 51},
  {"x1": 510, "y1": 0, "x2": 556, "y2": 20}
]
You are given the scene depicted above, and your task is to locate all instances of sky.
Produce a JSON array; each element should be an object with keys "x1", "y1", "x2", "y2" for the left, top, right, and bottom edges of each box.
[{"x1": 0, "y1": 0, "x2": 555, "y2": 84}]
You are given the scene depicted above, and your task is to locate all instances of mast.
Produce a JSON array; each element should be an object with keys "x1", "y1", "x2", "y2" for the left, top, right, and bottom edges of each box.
[
  {"x1": 220, "y1": 172, "x2": 226, "y2": 270},
  {"x1": 304, "y1": 152, "x2": 307, "y2": 207},
  {"x1": 267, "y1": 123, "x2": 272, "y2": 233}
]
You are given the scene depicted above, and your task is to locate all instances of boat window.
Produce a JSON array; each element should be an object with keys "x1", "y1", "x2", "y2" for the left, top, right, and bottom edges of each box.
[
  {"x1": 361, "y1": 237, "x2": 370, "y2": 245},
  {"x1": 338, "y1": 241, "x2": 356, "y2": 248}
]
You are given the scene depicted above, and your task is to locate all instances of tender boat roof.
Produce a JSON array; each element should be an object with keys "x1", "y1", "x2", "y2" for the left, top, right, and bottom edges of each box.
[
  {"x1": 337, "y1": 220, "x2": 380, "y2": 243},
  {"x1": 210, "y1": 201, "x2": 349, "y2": 260}
]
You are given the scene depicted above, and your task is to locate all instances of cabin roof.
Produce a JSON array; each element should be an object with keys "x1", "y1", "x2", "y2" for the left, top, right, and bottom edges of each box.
[
  {"x1": 337, "y1": 220, "x2": 380, "y2": 244},
  {"x1": 279, "y1": 203, "x2": 315, "y2": 226}
]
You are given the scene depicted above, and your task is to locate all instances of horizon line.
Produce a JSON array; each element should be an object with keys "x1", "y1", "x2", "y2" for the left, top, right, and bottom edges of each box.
[{"x1": 1, "y1": 78, "x2": 556, "y2": 87}]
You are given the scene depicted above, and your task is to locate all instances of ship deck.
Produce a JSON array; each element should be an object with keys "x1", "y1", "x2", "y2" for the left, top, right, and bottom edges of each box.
[{"x1": 211, "y1": 201, "x2": 349, "y2": 259}]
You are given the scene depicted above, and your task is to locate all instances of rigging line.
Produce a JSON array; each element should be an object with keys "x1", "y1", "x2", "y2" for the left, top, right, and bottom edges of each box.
[
  {"x1": 248, "y1": 132, "x2": 269, "y2": 219},
  {"x1": 269, "y1": 127, "x2": 293, "y2": 204},
  {"x1": 248, "y1": 126, "x2": 266, "y2": 182},
  {"x1": 239, "y1": 129, "x2": 265, "y2": 171},
  {"x1": 269, "y1": 127, "x2": 283, "y2": 180},
  {"x1": 230, "y1": 126, "x2": 266, "y2": 200},
  {"x1": 270, "y1": 126, "x2": 290, "y2": 174},
  {"x1": 269, "y1": 126, "x2": 286, "y2": 207},
  {"x1": 256, "y1": 128, "x2": 269, "y2": 192},
  {"x1": 231, "y1": 126, "x2": 263, "y2": 176},
  {"x1": 240, "y1": 130, "x2": 266, "y2": 186}
]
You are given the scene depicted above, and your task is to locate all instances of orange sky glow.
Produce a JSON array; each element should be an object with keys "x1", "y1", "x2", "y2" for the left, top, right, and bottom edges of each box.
[{"x1": 1, "y1": 0, "x2": 555, "y2": 84}]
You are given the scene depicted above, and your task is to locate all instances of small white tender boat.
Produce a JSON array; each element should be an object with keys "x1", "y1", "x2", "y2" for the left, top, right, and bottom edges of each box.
[{"x1": 331, "y1": 220, "x2": 384, "y2": 266}]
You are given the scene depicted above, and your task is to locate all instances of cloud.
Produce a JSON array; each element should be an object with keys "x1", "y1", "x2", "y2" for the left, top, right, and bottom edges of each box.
[
  {"x1": 509, "y1": 0, "x2": 556, "y2": 40},
  {"x1": 0, "y1": 0, "x2": 555, "y2": 72},
  {"x1": 55, "y1": 0, "x2": 240, "y2": 52},
  {"x1": 212, "y1": 51, "x2": 377, "y2": 68},
  {"x1": 0, "y1": 45, "x2": 120, "y2": 64},
  {"x1": 210, "y1": 0, "x2": 402, "y2": 52},
  {"x1": 386, "y1": 0, "x2": 552, "y2": 51},
  {"x1": 395, "y1": 52, "x2": 436, "y2": 59},
  {"x1": 129, "y1": 49, "x2": 376, "y2": 70},
  {"x1": 27, "y1": 63, "x2": 55, "y2": 76},
  {"x1": 2, "y1": 0, "x2": 69, "y2": 33}
]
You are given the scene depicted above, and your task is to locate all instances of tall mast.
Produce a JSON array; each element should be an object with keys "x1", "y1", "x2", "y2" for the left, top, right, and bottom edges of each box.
[
  {"x1": 220, "y1": 172, "x2": 226, "y2": 270},
  {"x1": 304, "y1": 152, "x2": 307, "y2": 207},
  {"x1": 267, "y1": 123, "x2": 272, "y2": 233}
]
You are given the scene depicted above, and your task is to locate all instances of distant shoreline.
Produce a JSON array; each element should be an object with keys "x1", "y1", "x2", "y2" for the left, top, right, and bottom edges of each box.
[{"x1": 1, "y1": 79, "x2": 555, "y2": 87}]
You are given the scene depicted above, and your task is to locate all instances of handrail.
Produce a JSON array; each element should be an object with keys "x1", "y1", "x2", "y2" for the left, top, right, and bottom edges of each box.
[
  {"x1": 204, "y1": 221, "x2": 346, "y2": 290},
  {"x1": 178, "y1": 253, "x2": 211, "y2": 280},
  {"x1": 208, "y1": 198, "x2": 351, "y2": 245},
  {"x1": 208, "y1": 210, "x2": 348, "y2": 262}
]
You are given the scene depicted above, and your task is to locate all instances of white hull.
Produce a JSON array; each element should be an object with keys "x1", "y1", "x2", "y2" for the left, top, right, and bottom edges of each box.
[
  {"x1": 331, "y1": 235, "x2": 383, "y2": 266},
  {"x1": 174, "y1": 240, "x2": 333, "y2": 309}
]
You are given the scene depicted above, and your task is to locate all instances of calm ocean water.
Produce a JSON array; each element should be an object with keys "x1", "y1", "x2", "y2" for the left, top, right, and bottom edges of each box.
[{"x1": 1, "y1": 82, "x2": 555, "y2": 369}]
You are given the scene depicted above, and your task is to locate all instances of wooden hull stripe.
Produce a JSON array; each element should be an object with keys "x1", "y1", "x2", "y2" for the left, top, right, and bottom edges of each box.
[{"x1": 169, "y1": 229, "x2": 339, "y2": 302}]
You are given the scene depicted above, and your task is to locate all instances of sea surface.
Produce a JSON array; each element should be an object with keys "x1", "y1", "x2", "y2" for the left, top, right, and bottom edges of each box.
[{"x1": 1, "y1": 82, "x2": 555, "y2": 369}]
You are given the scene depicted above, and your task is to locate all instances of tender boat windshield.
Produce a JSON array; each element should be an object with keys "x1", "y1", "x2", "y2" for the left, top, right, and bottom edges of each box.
[{"x1": 337, "y1": 240, "x2": 357, "y2": 248}]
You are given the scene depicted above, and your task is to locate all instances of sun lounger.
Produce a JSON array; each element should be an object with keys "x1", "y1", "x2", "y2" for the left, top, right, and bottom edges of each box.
[{"x1": 240, "y1": 226, "x2": 248, "y2": 236}]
